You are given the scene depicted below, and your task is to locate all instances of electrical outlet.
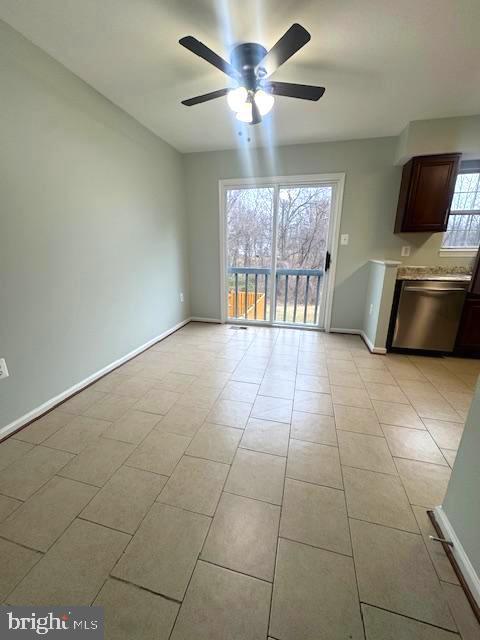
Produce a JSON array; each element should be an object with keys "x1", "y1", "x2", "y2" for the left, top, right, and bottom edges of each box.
[
  {"x1": 0, "y1": 358, "x2": 9, "y2": 380},
  {"x1": 340, "y1": 234, "x2": 349, "y2": 246},
  {"x1": 179, "y1": 292, "x2": 185, "y2": 303},
  {"x1": 369, "y1": 303, "x2": 374, "y2": 316},
  {"x1": 401, "y1": 246, "x2": 411, "y2": 257}
]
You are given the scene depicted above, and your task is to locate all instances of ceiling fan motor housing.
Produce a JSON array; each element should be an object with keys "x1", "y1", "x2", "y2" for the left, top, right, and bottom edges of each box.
[{"x1": 230, "y1": 43, "x2": 268, "y2": 90}]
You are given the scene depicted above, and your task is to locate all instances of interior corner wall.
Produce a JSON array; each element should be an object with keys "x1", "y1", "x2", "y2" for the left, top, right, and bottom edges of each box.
[
  {"x1": 0, "y1": 21, "x2": 191, "y2": 431},
  {"x1": 183, "y1": 136, "x2": 474, "y2": 328}
]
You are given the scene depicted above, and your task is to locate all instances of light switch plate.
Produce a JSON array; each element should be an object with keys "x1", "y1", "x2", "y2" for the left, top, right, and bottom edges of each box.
[
  {"x1": 401, "y1": 246, "x2": 411, "y2": 257},
  {"x1": 0, "y1": 358, "x2": 9, "y2": 380},
  {"x1": 340, "y1": 234, "x2": 349, "y2": 246}
]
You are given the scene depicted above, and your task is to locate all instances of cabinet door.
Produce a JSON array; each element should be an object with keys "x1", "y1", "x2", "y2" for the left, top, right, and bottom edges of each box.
[
  {"x1": 469, "y1": 250, "x2": 480, "y2": 296},
  {"x1": 455, "y1": 297, "x2": 480, "y2": 353},
  {"x1": 396, "y1": 154, "x2": 460, "y2": 232}
]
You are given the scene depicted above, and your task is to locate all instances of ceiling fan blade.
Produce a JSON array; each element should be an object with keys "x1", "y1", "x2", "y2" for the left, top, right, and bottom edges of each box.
[
  {"x1": 181, "y1": 88, "x2": 230, "y2": 106},
  {"x1": 179, "y1": 36, "x2": 240, "y2": 80},
  {"x1": 255, "y1": 24, "x2": 311, "y2": 79},
  {"x1": 269, "y1": 81, "x2": 325, "y2": 101},
  {"x1": 251, "y1": 99, "x2": 262, "y2": 125}
]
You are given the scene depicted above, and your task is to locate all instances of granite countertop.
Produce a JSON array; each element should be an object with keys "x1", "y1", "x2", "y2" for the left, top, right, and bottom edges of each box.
[{"x1": 397, "y1": 266, "x2": 472, "y2": 282}]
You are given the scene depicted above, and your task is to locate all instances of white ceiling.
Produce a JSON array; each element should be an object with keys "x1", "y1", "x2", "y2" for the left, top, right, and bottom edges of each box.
[{"x1": 1, "y1": 0, "x2": 479, "y2": 153}]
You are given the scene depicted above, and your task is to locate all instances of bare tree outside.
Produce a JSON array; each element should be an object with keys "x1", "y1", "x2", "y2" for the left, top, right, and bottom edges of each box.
[
  {"x1": 226, "y1": 185, "x2": 332, "y2": 324},
  {"x1": 276, "y1": 186, "x2": 331, "y2": 270},
  {"x1": 227, "y1": 188, "x2": 273, "y2": 269},
  {"x1": 443, "y1": 172, "x2": 480, "y2": 249}
]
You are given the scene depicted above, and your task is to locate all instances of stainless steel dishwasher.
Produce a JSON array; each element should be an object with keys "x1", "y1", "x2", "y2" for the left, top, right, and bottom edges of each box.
[{"x1": 392, "y1": 279, "x2": 469, "y2": 352}]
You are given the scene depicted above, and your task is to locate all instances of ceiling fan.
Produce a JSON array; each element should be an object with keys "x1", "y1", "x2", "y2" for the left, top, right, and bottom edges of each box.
[{"x1": 179, "y1": 24, "x2": 325, "y2": 125}]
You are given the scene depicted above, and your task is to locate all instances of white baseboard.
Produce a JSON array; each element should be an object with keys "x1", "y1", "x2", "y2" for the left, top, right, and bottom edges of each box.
[
  {"x1": 0, "y1": 317, "x2": 191, "y2": 441},
  {"x1": 190, "y1": 317, "x2": 222, "y2": 323},
  {"x1": 328, "y1": 327, "x2": 387, "y2": 354},
  {"x1": 434, "y1": 506, "x2": 480, "y2": 607},
  {"x1": 360, "y1": 331, "x2": 387, "y2": 355},
  {"x1": 329, "y1": 327, "x2": 362, "y2": 335}
]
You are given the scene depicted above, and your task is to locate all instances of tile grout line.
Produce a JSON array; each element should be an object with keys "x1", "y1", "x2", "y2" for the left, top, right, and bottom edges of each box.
[
  {"x1": 101, "y1": 574, "x2": 184, "y2": 605},
  {"x1": 346, "y1": 514, "x2": 420, "y2": 537},
  {"x1": 334, "y1": 390, "x2": 368, "y2": 640},
  {"x1": 277, "y1": 533, "x2": 354, "y2": 559},
  {"x1": 265, "y1": 328, "x2": 293, "y2": 638},
  {"x1": 361, "y1": 601, "x2": 462, "y2": 636},
  {"x1": 194, "y1": 558, "x2": 275, "y2": 586}
]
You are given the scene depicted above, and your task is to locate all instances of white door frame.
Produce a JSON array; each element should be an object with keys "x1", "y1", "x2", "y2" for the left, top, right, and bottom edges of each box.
[{"x1": 218, "y1": 172, "x2": 346, "y2": 332}]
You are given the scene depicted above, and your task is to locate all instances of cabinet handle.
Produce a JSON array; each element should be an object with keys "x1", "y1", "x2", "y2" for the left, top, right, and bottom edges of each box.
[{"x1": 404, "y1": 286, "x2": 466, "y2": 293}]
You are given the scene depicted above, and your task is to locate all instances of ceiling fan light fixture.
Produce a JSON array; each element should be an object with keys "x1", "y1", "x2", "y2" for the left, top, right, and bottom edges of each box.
[
  {"x1": 254, "y1": 89, "x2": 274, "y2": 115},
  {"x1": 180, "y1": 25, "x2": 325, "y2": 125},
  {"x1": 235, "y1": 100, "x2": 253, "y2": 123},
  {"x1": 227, "y1": 86, "x2": 248, "y2": 112}
]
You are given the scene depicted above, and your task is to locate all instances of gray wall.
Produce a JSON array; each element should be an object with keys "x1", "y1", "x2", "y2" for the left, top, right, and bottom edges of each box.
[
  {"x1": 0, "y1": 21, "x2": 190, "y2": 430},
  {"x1": 184, "y1": 138, "x2": 472, "y2": 326},
  {"x1": 396, "y1": 115, "x2": 480, "y2": 164},
  {"x1": 443, "y1": 379, "x2": 480, "y2": 575}
]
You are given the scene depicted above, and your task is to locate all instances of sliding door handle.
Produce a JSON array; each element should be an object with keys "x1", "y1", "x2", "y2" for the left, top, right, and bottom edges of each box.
[{"x1": 325, "y1": 251, "x2": 331, "y2": 272}]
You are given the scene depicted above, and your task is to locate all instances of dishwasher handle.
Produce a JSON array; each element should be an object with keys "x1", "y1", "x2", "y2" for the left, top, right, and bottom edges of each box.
[{"x1": 403, "y1": 286, "x2": 467, "y2": 293}]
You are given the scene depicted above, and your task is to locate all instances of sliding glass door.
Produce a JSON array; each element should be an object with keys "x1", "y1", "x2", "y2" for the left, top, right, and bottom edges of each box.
[
  {"x1": 274, "y1": 185, "x2": 332, "y2": 325},
  {"x1": 223, "y1": 178, "x2": 336, "y2": 328},
  {"x1": 226, "y1": 186, "x2": 274, "y2": 322}
]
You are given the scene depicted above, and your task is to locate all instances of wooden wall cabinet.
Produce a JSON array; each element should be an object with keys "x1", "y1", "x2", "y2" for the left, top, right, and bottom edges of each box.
[{"x1": 395, "y1": 153, "x2": 461, "y2": 233}]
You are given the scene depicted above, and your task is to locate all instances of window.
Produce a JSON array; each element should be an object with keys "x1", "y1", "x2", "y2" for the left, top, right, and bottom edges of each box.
[{"x1": 442, "y1": 170, "x2": 480, "y2": 251}]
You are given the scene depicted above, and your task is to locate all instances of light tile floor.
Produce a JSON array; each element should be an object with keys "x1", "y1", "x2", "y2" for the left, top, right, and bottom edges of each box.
[{"x1": 0, "y1": 322, "x2": 479, "y2": 639}]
